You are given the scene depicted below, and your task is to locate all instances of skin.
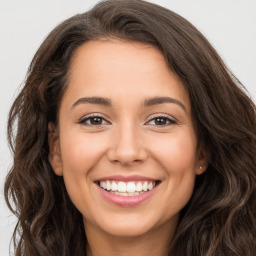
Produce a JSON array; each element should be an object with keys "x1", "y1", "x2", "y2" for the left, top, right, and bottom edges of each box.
[{"x1": 49, "y1": 40, "x2": 207, "y2": 256}]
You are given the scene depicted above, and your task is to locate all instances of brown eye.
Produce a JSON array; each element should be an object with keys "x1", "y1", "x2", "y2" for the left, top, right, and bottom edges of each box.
[
  {"x1": 90, "y1": 117, "x2": 103, "y2": 125},
  {"x1": 155, "y1": 117, "x2": 168, "y2": 125},
  {"x1": 79, "y1": 116, "x2": 108, "y2": 126},
  {"x1": 147, "y1": 116, "x2": 176, "y2": 126}
]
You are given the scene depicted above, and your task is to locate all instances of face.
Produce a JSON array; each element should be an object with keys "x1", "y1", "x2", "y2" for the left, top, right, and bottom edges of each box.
[{"x1": 49, "y1": 40, "x2": 206, "y2": 239}]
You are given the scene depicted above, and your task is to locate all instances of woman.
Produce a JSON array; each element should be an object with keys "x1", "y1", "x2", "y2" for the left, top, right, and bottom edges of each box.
[{"x1": 5, "y1": 0, "x2": 256, "y2": 255}]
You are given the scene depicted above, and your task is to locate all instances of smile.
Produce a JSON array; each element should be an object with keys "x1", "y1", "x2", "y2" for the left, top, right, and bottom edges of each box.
[
  {"x1": 99, "y1": 180, "x2": 157, "y2": 196},
  {"x1": 95, "y1": 176, "x2": 161, "y2": 207}
]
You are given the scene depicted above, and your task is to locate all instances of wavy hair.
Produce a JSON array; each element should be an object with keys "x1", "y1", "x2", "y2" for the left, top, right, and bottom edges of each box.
[{"x1": 5, "y1": 0, "x2": 256, "y2": 255}]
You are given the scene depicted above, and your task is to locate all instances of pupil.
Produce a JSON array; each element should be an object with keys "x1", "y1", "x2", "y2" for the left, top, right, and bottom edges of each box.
[
  {"x1": 156, "y1": 118, "x2": 166, "y2": 125},
  {"x1": 91, "y1": 117, "x2": 102, "y2": 125}
]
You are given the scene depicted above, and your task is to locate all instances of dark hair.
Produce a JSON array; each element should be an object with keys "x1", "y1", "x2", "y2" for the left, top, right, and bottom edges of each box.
[{"x1": 5, "y1": 0, "x2": 256, "y2": 255}]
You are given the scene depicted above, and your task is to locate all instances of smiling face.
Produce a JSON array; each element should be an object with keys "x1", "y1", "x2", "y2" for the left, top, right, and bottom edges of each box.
[{"x1": 49, "y1": 40, "x2": 206, "y2": 240}]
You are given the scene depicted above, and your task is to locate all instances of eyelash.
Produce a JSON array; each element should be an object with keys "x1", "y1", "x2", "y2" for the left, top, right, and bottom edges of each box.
[
  {"x1": 146, "y1": 114, "x2": 177, "y2": 126},
  {"x1": 78, "y1": 113, "x2": 177, "y2": 127},
  {"x1": 78, "y1": 113, "x2": 109, "y2": 127}
]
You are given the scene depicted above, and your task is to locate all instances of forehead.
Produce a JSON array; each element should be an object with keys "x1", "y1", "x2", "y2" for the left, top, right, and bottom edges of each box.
[{"x1": 63, "y1": 39, "x2": 190, "y2": 110}]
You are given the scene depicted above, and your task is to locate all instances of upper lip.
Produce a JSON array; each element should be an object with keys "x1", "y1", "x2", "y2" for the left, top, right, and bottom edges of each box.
[{"x1": 95, "y1": 175, "x2": 159, "y2": 182}]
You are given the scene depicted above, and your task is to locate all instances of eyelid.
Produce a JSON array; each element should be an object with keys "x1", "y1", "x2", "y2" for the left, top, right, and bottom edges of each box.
[
  {"x1": 78, "y1": 113, "x2": 111, "y2": 125},
  {"x1": 145, "y1": 113, "x2": 177, "y2": 125},
  {"x1": 78, "y1": 112, "x2": 177, "y2": 127}
]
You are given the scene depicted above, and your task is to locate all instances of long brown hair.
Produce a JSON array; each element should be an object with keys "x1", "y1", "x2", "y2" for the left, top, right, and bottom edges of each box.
[{"x1": 5, "y1": 0, "x2": 256, "y2": 255}]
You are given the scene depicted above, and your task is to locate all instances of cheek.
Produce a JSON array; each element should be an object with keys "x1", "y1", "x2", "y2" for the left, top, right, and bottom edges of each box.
[
  {"x1": 59, "y1": 130, "x2": 109, "y2": 214},
  {"x1": 149, "y1": 131, "x2": 197, "y2": 214},
  {"x1": 150, "y1": 131, "x2": 197, "y2": 173},
  {"x1": 60, "y1": 130, "x2": 108, "y2": 176}
]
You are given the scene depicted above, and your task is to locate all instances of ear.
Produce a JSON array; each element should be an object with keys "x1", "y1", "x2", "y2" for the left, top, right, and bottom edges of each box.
[
  {"x1": 48, "y1": 122, "x2": 63, "y2": 176},
  {"x1": 195, "y1": 144, "x2": 208, "y2": 175}
]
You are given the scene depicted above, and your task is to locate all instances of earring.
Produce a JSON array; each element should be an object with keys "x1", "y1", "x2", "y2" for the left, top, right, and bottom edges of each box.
[{"x1": 200, "y1": 166, "x2": 203, "y2": 170}]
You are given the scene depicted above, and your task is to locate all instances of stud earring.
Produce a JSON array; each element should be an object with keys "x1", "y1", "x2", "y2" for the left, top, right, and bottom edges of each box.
[{"x1": 200, "y1": 166, "x2": 203, "y2": 170}]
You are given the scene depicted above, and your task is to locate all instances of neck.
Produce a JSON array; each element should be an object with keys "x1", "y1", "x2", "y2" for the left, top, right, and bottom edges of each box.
[{"x1": 84, "y1": 217, "x2": 178, "y2": 256}]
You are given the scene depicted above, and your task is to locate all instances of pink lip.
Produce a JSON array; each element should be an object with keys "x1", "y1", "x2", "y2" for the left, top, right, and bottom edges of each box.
[
  {"x1": 97, "y1": 183, "x2": 159, "y2": 207},
  {"x1": 95, "y1": 175, "x2": 157, "y2": 182}
]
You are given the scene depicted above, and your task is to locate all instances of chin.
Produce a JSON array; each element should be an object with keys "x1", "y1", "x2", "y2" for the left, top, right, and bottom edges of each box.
[
  {"x1": 90, "y1": 212, "x2": 174, "y2": 238},
  {"x1": 102, "y1": 222, "x2": 154, "y2": 238}
]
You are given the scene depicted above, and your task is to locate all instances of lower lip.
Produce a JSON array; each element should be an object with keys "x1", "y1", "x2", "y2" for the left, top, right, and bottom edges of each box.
[{"x1": 98, "y1": 185, "x2": 159, "y2": 207}]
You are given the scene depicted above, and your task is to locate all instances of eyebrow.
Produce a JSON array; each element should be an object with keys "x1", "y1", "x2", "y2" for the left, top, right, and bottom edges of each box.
[
  {"x1": 144, "y1": 97, "x2": 187, "y2": 112},
  {"x1": 71, "y1": 96, "x2": 187, "y2": 112},
  {"x1": 72, "y1": 97, "x2": 112, "y2": 108}
]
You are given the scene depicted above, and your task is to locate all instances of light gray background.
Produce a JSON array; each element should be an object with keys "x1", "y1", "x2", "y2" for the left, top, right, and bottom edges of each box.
[{"x1": 1, "y1": 0, "x2": 255, "y2": 255}]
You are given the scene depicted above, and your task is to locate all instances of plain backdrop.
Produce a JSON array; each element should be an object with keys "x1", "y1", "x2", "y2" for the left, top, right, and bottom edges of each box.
[{"x1": 0, "y1": 0, "x2": 255, "y2": 255}]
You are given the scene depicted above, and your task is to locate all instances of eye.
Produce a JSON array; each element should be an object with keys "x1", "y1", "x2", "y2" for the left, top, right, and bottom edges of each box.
[
  {"x1": 78, "y1": 115, "x2": 109, "y2": 126},
  {"x1": 146, "y1": 115, "x2": 177, "y2": 126}
]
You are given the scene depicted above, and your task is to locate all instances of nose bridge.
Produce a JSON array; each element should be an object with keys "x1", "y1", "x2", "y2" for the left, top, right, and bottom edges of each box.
[{"x1": 108, "y1": 119, "x2": 147, "y2": 164}]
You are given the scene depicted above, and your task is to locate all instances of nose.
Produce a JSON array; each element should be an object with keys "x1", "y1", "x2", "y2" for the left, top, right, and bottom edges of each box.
[{"x1": 107, "y1": 123, "x2": 148, "y2": 166}]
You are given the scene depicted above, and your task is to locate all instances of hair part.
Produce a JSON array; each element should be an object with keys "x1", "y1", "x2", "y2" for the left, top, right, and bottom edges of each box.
[{"x1": 5, "y1": 0, "x2": 256, "y2": 255}]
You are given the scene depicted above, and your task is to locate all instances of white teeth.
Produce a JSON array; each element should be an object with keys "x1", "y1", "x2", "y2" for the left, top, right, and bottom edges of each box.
[
  {"x1": 111, "y1": 191, "x2": 145, "y2": 196},
  {"x1": 100, "y1": 181, "x2": 107, "y2": 190},
  {"x1": 117, "y1": 181, "x2": 126, "y2": 192},
  {"x1": 106, "y1": 181, "x2": 111, "y2": 191},
  {"x1": 148, "y1": 182, "x2": 153, "y2": 190},
  {"x1": 136, "y1": 182, "x2": 142, "y2": 192},
  {"x1": 127, "y1": 182, "x2": 136, "y2": 193},
  {"x1": 99, "y1": 180, "x2": 157, "y2": 195},
  {"x1": 111, "y1": 181, "x2": 118, "y2": 191},
  {"x1": 142, "y1": 181, "x2": 148, "y2": 191}
]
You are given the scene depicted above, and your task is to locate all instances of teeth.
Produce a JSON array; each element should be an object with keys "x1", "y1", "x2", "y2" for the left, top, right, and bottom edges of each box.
[
  {"x1": 111, "y1": 181, "x2": 118, "y2": 191},
  {"x1": 99, "y1": 180, "x2": 157, "y2": 195},
  {"x1": 148, "y1": 182, "x2": 153, "y2": 190},
  {"x1": 117, "y1": 181, "x2": 126, "y2": 192},
  {"x1": 136, "y1": 182, "x2": 142, "y2": 192},
  {"x1": 142, "y1": 181, "x2": 148, "y2": 191},
  {"x1": 110, "y1": 191, "x2": 145, "y2": 196},
  {"x1": 101, "y1": 181, "x2": 106, "y2": 190},
  {"x1": 127, "y1": 182, "x2": 136, "y2": 193},
  {"x1": 106, "y1": 181, "x2": 111, "y2": 191}
]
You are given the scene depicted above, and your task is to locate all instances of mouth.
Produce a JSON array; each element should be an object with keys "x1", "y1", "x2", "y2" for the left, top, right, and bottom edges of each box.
[
  {"x1": 96, "y1": 180, "x2": 160, "y2": 196},
  {"x1": 94, "y1": 176, "x2": 161, "y2": 206}
]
